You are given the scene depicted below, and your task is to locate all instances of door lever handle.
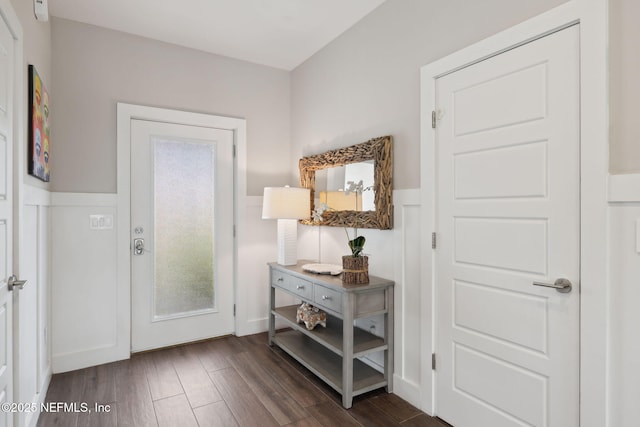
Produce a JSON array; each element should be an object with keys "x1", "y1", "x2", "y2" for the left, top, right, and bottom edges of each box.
[
  {"x1": 7, "y1": 275, "x2": 27, "y2": 291},
  {"x1": 533, "y1": 278, "x2": 572, "y2": 293}
]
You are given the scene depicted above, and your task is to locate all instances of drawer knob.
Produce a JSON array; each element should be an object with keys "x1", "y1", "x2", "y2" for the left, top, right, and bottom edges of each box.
[
  {"x1": 296, "y1": 285, "x2": 304, "y2": 290},
  {"x1": 277, "y1": 277, "x2": 283, "y2": 282},
  {"x1": 321, "y1": 295, "x2": 331, "y2": 301}
]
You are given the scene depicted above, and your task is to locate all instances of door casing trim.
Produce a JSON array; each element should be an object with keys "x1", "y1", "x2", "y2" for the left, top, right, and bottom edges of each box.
[{"x1": 117, "y1": 103, "x2": 247, "y2": 358}]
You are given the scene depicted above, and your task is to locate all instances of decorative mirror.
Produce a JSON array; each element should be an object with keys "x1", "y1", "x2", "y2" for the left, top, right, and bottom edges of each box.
[{"x1": 299, "y1": 135, "x2": 393, "y2": 230}]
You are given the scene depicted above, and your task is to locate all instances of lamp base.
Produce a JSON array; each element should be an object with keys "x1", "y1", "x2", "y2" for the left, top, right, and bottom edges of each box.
[{"x1": 277, "y1": 219, "x2": 298, "y2": 265}]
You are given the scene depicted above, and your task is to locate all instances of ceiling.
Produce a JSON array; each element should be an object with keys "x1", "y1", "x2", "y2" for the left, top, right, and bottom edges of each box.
[{"x1": 49, "y1": 0, "x2": 387, "y2": 70}]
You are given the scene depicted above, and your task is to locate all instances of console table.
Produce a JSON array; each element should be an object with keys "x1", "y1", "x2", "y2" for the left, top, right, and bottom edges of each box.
[{"x1": 268, "y1": 261, "x2": 394, "y2": 409}]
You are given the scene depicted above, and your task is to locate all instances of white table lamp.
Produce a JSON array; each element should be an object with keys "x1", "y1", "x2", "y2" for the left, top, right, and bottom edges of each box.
[{"x1": 262, "y1": 186, "x2": 310, "y2": 265}]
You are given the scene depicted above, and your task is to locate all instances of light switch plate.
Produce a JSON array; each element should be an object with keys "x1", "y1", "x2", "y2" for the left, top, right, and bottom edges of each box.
[{"x1": 89, "y1": 214, "x2": 114, "y2": 230}]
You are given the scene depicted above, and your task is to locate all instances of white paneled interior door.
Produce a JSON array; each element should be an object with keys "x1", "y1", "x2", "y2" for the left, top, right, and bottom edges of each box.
[
  {"x1": 131, "y1": 119, "x2": 235, "y2": 352},
  {"x1": 434, "y1": 26, "x2": 580, "y2": 427},
  {"x1": 0, "y1": 10, "x2": 15, "y2": 427}
]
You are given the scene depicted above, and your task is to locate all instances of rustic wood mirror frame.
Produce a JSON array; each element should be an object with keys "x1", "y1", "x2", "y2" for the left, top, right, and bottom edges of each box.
[{"x1": 299, "y1": 135, "x2": 393, "y2": 230}]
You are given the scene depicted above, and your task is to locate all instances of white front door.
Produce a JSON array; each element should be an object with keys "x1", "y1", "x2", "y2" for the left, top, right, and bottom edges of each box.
[
  {"x1": 435, "y1": 26, "x2": 579, "y2": 426},
  {"x1": 0, "y1": 9, "x2": 15, "y2": 427},
  {"x1": 131, "y1": 119, "x2": 235, "y2": 352}
]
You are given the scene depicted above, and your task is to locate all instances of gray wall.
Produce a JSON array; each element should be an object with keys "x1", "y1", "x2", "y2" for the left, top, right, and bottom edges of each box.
[
  {"x1": 290, "y1": 0, "x2": 568, "y2": 189},
  {"x1": 51, "y1": 18, "x2": 291, "y2": 195},
  {"x1": 10, "y1": 0, "x2": 52, "y2": 189},
  {"x1": 609, "y1": 0, "x2": 640, "y2": 174}
]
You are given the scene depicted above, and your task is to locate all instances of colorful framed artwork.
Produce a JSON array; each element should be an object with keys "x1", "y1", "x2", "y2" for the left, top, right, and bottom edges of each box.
[{"x1": 28, "y1": 64, "x2": 50, "y2": 182}]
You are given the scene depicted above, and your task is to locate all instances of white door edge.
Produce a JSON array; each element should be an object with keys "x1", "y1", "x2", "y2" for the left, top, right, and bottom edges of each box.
[
  {"x1": 116, "y1": 104, "x2": 247, "y2": 358},
  {"x1": 419, "y1": 1, "x2": 610, "y2": 425}
]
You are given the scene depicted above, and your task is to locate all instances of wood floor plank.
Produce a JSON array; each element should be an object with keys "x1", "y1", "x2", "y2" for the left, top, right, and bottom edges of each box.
[
  {"x1": 153, "y1": 394, "x2": 198, "y2": 427},
  {"x1": 248, "y1": 343, "x2": 328, "y2": 408},
  {"x1": 194, "y1": 336, "x2": 235, "y2": 372},
  {"x1": 83, "y1": 361, "x2": 117, "y2": 405},
  {"x1": 38, "y1": 333, "x2": 438, "y2": 427},
  {"x1": 38, "y1": 368, "x2": 86, "y2": 427},
  {"x1": 76, "y1": 402, "x2": 118, "y2": 427},
  {"x1": 193, "y1": 401, "x2": 239, "y2": 427},
  {"x1": 170, "y1": 344, "x2": 222, "y2": 408},
  {"x1": 348, "y1": 397, "x2": 402, "y2": 426},
  {"x1": 229, "y1": 351, "x2": 309, "y2": 424},
  {"x1": 371, "y1": 393, "x2": 423, "y2": 423},
  {"x1": 283, "y1": 416, "x2": 324, "y2": 427},
  {"x1": 303, "y1": 401, "x2": 361, "y2": 427},
  {"x1": 399, "y1": 413, "x2": 447, "y2": 426},
  {"x1": 209, "y1": 367, "x2": 280, "y2": 427},
  {"x1": 115, "y1": 356, "x2": 158, "y2": 427},
  {"x1": 143, "y1": 348, "x2": 184, "y2": 401}
]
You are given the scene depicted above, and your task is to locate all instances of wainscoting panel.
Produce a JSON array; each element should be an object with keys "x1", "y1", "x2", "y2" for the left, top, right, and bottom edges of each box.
[
  {"x1": 50, "y1": 193, "x2": 120, "y2": 373},
  {"x1": 236, "y1": 196, "x2": 297, "y2": 336},
  {"x1": 608, "y1": 173, "x2": 640, "y2": 427},
  {"x1": 390, "y1": 189, "x2": 422, "y2": 408}
]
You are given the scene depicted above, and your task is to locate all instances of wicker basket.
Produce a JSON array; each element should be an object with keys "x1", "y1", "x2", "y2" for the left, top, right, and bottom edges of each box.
[{"x1": 342, "y1": 255, "x2": 369, "y2": 284}]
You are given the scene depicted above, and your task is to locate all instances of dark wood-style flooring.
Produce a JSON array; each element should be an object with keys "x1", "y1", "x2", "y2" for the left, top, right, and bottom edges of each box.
[{"x1": 37, "y1": 332, "x2": 450, "y2": 427}]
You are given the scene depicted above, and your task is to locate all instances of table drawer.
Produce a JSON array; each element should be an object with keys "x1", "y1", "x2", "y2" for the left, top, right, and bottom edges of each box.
[
  {"x1": 314, "y1": 284, "x2": 343, "y2": 314},
  {"x1": 272, "y1": 271, "x2": 313, "y2": 300}
]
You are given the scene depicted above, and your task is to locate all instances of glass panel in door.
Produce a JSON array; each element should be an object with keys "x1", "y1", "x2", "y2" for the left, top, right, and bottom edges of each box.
[{"x1": 153, "y1": 139, "x2": 216, "y2": 319}]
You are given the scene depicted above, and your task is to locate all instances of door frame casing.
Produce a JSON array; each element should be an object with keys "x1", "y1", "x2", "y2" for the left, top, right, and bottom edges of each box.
[
  {"x1": 116, "y1": 103, "x2": 246, "y2": 359},
  {"x1": 420, "y1": 1, "x2": 608, "y2": 426},
  {"x1": 1, "y1": 0, "x2": 25, "y2": 425}
]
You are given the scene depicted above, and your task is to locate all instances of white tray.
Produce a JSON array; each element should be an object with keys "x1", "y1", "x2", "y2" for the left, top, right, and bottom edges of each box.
[{"x1": 301, "y1": 263, "x2": 343, "y2": 275}]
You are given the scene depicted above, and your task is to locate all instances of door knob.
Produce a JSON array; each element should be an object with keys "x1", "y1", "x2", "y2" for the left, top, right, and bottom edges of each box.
[
  {"x1": 7, "y1": 275, "x2": 27, "y2": 291},
  {"x1": 532, "y1": 278, "x2": 572, "y2": 293}
]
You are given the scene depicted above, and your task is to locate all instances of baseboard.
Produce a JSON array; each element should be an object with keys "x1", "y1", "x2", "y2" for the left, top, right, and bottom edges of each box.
[
  {"x1": 52, "y1": 345, "x2": 129, "y2": 374},
  {"x1": 392, "y1": 375, "x2": 423, "y2": 411},
  {"x1": 236, "y1": 317, "x2": 269, "y2": 337},
  {"x1": 237, "y1": 317, "x2": 299, "y2": 337},
  {"x1": 28, "y1": 369, "x2": 52, "y2": 427}
]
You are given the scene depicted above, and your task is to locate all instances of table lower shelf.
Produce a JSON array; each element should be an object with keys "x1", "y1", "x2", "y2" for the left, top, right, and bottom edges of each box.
[
  {"x1": 273, "y1": 305, "x2": 386, "y2": 356},
  {"x1": 272, "y1": 329, "x2": 387, "y2": 398}
]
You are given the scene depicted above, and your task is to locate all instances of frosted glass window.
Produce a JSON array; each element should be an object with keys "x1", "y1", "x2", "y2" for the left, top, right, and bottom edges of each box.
[{"x1": 153, "y1": 139, "x2": 216, "y2": 318}]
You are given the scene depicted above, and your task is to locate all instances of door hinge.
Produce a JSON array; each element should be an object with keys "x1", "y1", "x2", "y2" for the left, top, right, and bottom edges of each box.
[
  {"x1": 233, "y1": 304, "x2": 236, "y2": 316},
  {"x1": 432, "y1": 232, "x2": 436, "y2": 249},
  {"x1": 233, "y1": 225, "x2": 236, "y2": 237},
  {"x1": 432, "y1": 110, "x2": 436, "y2": 129},
  {"x1": 233, "y1": 144, "x2": 237, "y2": 157},
  {"x1": 432, "y1": 353, "x2": 436, "y2": 370}
]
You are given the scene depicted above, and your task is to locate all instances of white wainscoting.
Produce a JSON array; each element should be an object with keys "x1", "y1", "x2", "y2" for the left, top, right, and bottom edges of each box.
[
  {"x1": 390, "y1": 189, "x2": 422, "y2": 408},
  {"x1": 50, "y1": 193, "x2": 120, "y2": 373},
  {"x1": 296, "y1": 189, "x2": 422, "y2": 407},
  {"x1": 235, "y1": 195, "x2": 297, "y2": 336},
  {"x1": 608, "y1": 173, "x2": 640, "y2": 427},
  {"x1": 22, "y1": 185, "x2": 52, "y2": 427},
  {"x1": 50, "y1": 192, "x2": 280, "y2": 371},
  {"x1": 49, "y1": 187, "x2": 424, "y2": 408}
]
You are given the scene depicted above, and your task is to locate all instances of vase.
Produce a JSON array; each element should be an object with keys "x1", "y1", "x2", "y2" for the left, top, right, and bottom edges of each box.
[{"x1": 342, "y1": 255, "x2": 369, "y2": 284}]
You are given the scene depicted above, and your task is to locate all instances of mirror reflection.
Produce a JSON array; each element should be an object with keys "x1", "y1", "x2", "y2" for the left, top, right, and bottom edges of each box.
[{"x1": 315, "y1": 161, "x2": 375, "y2": 211}]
